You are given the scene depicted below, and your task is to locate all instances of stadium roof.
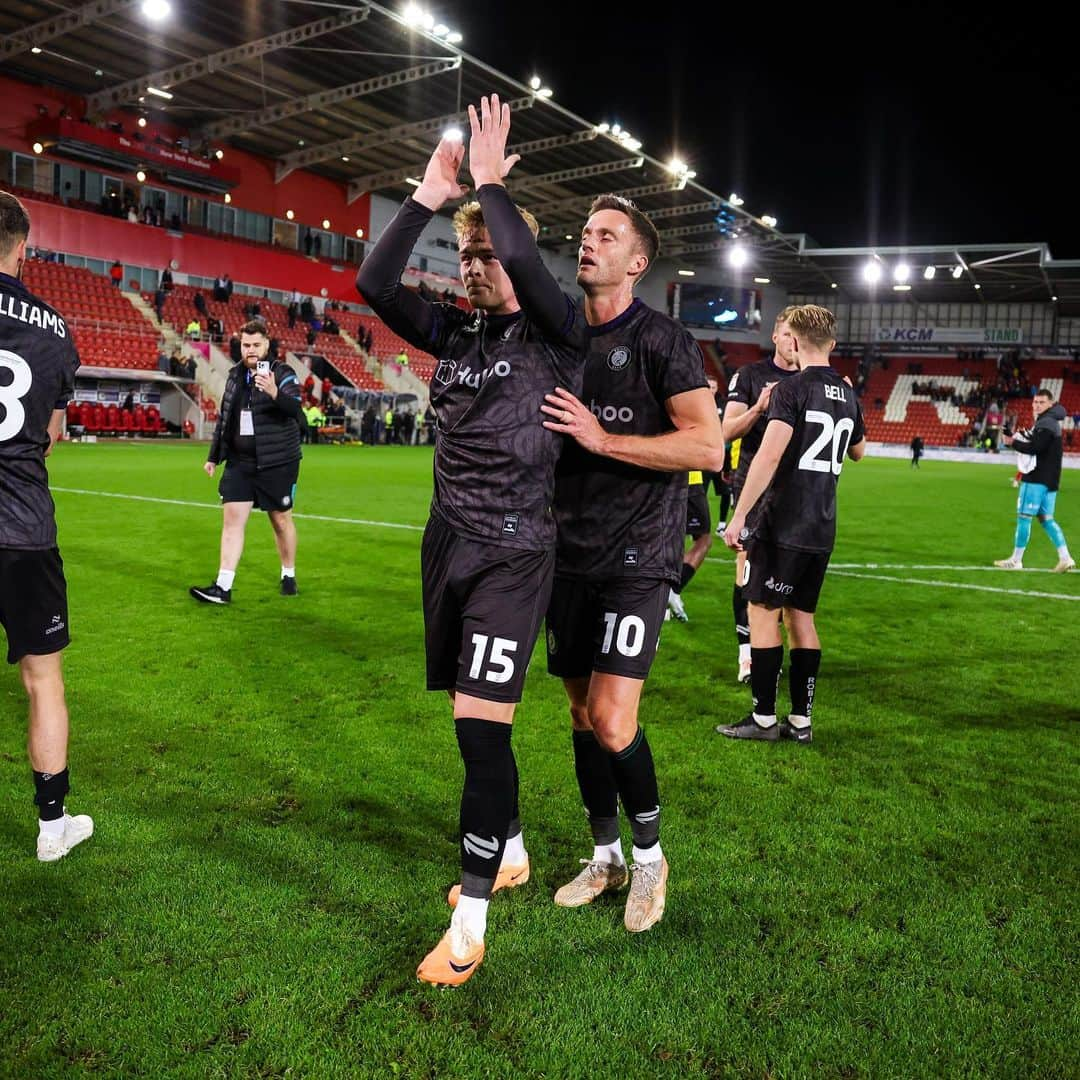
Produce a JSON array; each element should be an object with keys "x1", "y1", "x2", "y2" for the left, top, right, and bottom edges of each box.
[{"x1": 3, "y1": 1, "x2": 1077, "y2": 312}]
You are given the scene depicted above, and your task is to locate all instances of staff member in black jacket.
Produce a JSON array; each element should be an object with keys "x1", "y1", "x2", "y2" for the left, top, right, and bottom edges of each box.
[{"x1": 190, "y1": 320, "x2": 304, "y2": 603}]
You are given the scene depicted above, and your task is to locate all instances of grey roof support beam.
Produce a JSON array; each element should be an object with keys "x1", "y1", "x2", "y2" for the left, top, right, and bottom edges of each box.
[
  {"x1": 1, "y1": 0, "x2": 138, "y2": 59},
  {"x1": 532, "y1": 178, "x2": 689, "y2": 221},
  {"x1": 507, "y1": 156, "x2": 644, "y2": 194},
  {"x1": 200, "y1": 57, "x2": 461, "y2": 139},
  {"x1": 347, "y1": 128, "x2": 600, "y2": 202},
  {"x1": 86, "y1": 6, "x2": 370, "y2": 113},
  {"x1": 281, "y1": 96, "x2": 535, "y2": 180}
]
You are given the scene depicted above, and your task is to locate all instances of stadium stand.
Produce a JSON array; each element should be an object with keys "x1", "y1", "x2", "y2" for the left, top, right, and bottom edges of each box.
[{"x1": 22, "y1": 259, "x2": 160, "y2": 370}]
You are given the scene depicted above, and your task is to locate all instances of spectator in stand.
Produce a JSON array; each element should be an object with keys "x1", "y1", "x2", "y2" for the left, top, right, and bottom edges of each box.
[
  {"x1": 313, "y1": 233, "x2": 322, "y2": 258},
  {"x1": 153, "y1": 286, "x2": 166, "y2": 322},
  {"x1": 160, "y1": 265, "x2": 173, "y2": 291},
  {"x1": 287, "y1": 300, "x2": 299, "y2": 329},
  {"x1": 207, "y1": 316, "x2": 224, "y2": 342},
  {"x1": 157, "y1": 346, "x2": 170, "y2": 373},
  {"x1": 122, "y1": 391, "x2": 134, "y2": 412},
  {"x1": 395, "y1": 348, "x2": 409, "y2": 368},
  {"x1": 300, "y1": 296, "x2": 315, "y2": 322},
  {"x1": 321, "y1": 378, "x2": 332, "y2": 401},
  {"x1": 110, "y1": 260, "x2": 123, "y2": 288},
  {"x1": 213, "y1": 275, "x2": 229, "y2": 302},
  {"x1": 126, "y1": 206, "x2": 138, "y2": 224},
  {"x1": 61, "y1": 182, "x2": 73, "y2": 207},
  {"x1": 183, "y1": 355, "x2": 197, "y2": 380},
  {"x1": 193, "y1": 291, "x2": 208, "y2": 317},
  {"x1": 224, "y1": 275, "x2": 233, "y2": 302},
  {"x1": 303, "y1": 374, "x2": 315, "y2": 400},
  {"x1": 306, "y1": 326, "x2": 317, "y2": 347},
  {"x1": 184, "y1": 318, "x2": 201, "y2": 340},
  {"x1": 323, "y1": 313, "x2": 340, "y2": 335},
  {"x1": 304, "y1": 229, "x2": 313, "y2": 256}
]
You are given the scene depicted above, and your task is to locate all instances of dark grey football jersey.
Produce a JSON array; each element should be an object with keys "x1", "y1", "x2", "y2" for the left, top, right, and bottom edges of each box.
[
  {"x1": 554, "y1": 299, "x2": 708, "y2": 584},
  {"x1": 425, "y1": 304, "x2": 584, "y2": 549},
  {"x1": 726, "y1": 356, "x2": 798, "y2": 490},
  {"x1": 747, "y1": 366, "x2": 865, "y2": 554},
  {"x1": 0, "y1": 271, "x2": 79, "y2": 550}
]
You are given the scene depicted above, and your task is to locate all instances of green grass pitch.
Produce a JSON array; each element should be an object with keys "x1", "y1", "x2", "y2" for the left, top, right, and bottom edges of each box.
[{"x1": 1, "y1": 443, "x2": 1077, "y2": 1078}]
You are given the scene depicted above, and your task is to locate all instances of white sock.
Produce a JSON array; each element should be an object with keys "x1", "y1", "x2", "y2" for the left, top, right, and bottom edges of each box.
[
  {"x1": 788, "y1": 714, "x2": 811, "y2": 729},
  {"x1": 752, "y1": 712, "x2": 777, "y2": 728},
  {"x1": 281, "y1": 566, "x2": 295, "y2": 579},
  {"x1": 39, "y1": 814, "x2": 66, "y2": 837},
  {"x1": 451, "y1": 895, "x2": 488, "y2": 941},
  {"x1": 592, "y1": 840, "x2": 625, "y2": 866},
  {"x1": 502, "y1": 831, "x2": 527, "y2": 865},
  {"x1": 216, "y1": 569, "x2": 235, "y2": 590},
  {"x1": 1057, "y1": 545, "x2": 1072, "y2": 560},
  {"x1": 738, "y1": 643, "x2": 751, "y2": 663},
  {"x1": 631, "y1": 842, "x2": 663, "y2": 865},
  {"x1": 1011, "y1": 548, "x2": 1025, "y2": 563}
]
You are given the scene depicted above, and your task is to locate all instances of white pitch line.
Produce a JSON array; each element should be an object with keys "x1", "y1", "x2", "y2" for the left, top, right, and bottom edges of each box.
[
  {"x1": 830, "y1": 563, "x2": 1060, "y2": 573},
  {"x1": 828, "y1": 569, "x2": 1079, "y2": 602},
  {"x1": 51, "y1": 486, "x2": 425, "y2": 532}
]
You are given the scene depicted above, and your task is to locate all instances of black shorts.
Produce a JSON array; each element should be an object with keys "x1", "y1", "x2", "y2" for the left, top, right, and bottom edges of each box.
[
  {"x1": 421, "y1": 517, "x2": 554, "y2": 704},
  {"x1": 686, "y1": 486, "x2": 711, "y2": 538},
  {"x1": 743, "y1": 540, "x2": 831, "y2": 614},
  {"x1": 546, "y1": 576, "x2": 669, "y2": 681},
  {"x1": 0, "y1": 548, "x2": 70, "y2": 664},
  {"x1": 219, "y1": 460, "x2": 299, "y2": 512}
]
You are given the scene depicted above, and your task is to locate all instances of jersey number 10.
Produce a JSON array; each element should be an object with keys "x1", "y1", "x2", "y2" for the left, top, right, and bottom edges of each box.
[
  {"x1": 798, "y1": 410, "x2": 854, "y2": 477},
  {"x1": 0, "y1": 350, "x2": 33, "y2": 442}
]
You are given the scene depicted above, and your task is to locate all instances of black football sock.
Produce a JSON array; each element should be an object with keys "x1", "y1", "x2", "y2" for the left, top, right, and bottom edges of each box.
[
  {"x1": 507, "y1": 748, "x2": 521, "y2": 840},
  {"x1": 788, "y1": 648, "x2": 821, "y2": 723},
  {"x1": 609, "y1": 727, "x2": 661, "y2": 854},
  {"x1": 455, "y1": 718, "x2": 514, "y2": 900},
  {"x1": 675, "y1": 562, "x2": 695, "y2": 594},
  {"x1": 733, "y1": 585, "x2": 750, "y2": 646},
  {"x1": 33, "y1": 767, "x2": 69, "y2": 822},
  {"x1": 572, "y1": 729, "x2": 620, "y2": 845},
  {"x1": 750, "y1": 646, "x2": 784, "y2": 718}
]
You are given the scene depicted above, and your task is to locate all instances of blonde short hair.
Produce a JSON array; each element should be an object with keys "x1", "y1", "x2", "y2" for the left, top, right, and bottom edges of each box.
[
  {"x1": 774, "y1": 304, "x2": 800, "y2": 329},
  {"x1": 788, "y1": 305, "x2": 837, "y2": 349},
  {"x1": 452, "y1": 199, "x2": 539, "y2": 242}
]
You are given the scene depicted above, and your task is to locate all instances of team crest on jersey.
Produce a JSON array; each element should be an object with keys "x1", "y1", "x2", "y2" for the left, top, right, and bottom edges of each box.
[
  {"x1": 547, "y1": 628, "x2": 557, "y2": 654},
  {"x1": 434, "y1": 358, "x2": 457, "y2": 385},
  {"x1": 607, "y1": 345, "x2": 632, "y2": 371}
]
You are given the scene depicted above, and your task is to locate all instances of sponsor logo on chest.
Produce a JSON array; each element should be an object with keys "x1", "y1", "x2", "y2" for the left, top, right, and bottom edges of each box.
[{"x1": 434, "y1": 358, "x2": 512, "y2": 389}]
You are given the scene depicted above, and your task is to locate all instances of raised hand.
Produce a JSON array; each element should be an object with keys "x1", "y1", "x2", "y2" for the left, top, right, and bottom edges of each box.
[
  {"x1": 413, "y1": 136, "x2": 469, "y2": 212},
  {"x1": 468, "y1": 93, "x2": 521, "y2": 188}
]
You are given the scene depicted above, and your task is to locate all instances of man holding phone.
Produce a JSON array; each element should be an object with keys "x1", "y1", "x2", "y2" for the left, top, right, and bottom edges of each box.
[{"x1": 190, "y1": 320, "x2": 304, "y2": 603}]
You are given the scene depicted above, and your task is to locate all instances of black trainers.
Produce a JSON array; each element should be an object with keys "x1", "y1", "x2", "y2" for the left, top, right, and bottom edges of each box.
[
  {"x1": 716, "y1": 714, "x2": 779, "y2": 741},
  {"x1": 190, "y1": 583, "x2": 231, "y2": 604},
  {"x1": 779, "y1": 720, "x2": 812, "y2": 744},
  {"x1": 280, "y1": 576, "x2": 298, "y2": 596}
]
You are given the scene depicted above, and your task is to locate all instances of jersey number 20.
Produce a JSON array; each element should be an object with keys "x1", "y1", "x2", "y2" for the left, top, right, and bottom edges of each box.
[
  {"x1": 798, "y1": 410, "x2": 854, "y2": 476},
  {"x1": 0, "y1": 350, "x2": 33, "y2": 442}
]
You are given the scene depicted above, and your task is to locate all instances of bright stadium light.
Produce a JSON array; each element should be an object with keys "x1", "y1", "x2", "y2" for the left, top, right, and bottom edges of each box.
[
  {"x1": 137, "y1": 116, "x2": 147, "y2": 128},
  {"x1": 286, "y1": 209, "x2": 295, "y2": 220},
  {"x1": 754, "y1": 276, "x2": 771, "y2": 284},
  {"x1": 974, "y1": 283, "x2": 981, "y2": 290},
  {"x1": 356, "y1": 228, "x2": 364, "y2": 238},
  {"x1": 667, "y1": 157, "x2": 688, "y2": 175},
  {"x1": 565, "y1": 234, "x2": 574, "y2": 240},
  {"x1": 215, "y1": 149, "x2": 224, "y2": 160},
  {"x1": 146, "y1": 86, "x2": 173, "y2": 100},
  {"x1": 761, "y1": 215, "x2": 778, "y2": 228},
  {"x1": 31, "y1": 142, "x2": 44, "y2": 154},
  {"x1": 893, "y1": 262, "x2": 911, "y2": 282},
  {"x1": 595, "y1": 122, "x2": 610, "y2": 134},
  {"x1": 830, "y1": 282, "x2": 838, "y2": 289},
  {"x1": 224, "y1": 193, "x2": 231, "y2": 204},
  {"x1": 893, "y1": 284, "x2": 911, "y2": 292},
  {"x1": 529, "y1": 75, "x2": 541, "y2": 90},
  {"x1": 31, "y1": 46, "x2": 42, "y2": 54},
  {"x1": 678, "y1": 269, "x2": 695, "y2": 276},
  {"x1": 728, "y1": 192, "x2": 744, "y2": 207},
  {"x1": 402, "y1": 4, "x2": 424, "y2": 27},
  {"x1": 728, "y1": 245, "x2": 749, "y2": 268},
  {"x1": 443, "y1": 127, "x2": 463, "y2": 142},
  {"x1": 447, "y1": 31, "x2": 462, "y2": 44},
  {"x1": 952, "y1": 264, "x2": 964, "y2": 279},
  {"x1": 135, "y1": 169, "x2": 146, "y2": 182},
  {"x1": 611, "y1": 123, "x2": 621, "y2": 136},
  {"x1": 862, "y1": 260, "x2": 883, "y2": 284},
  {"x1": 141, "y1": 0, "x2": 172, "y2": 20},
  {"x1": 433, "y1": 24, "x2": 449, "y2": 37},
  {"x1": 923, "y1": 265, "x2": 937, "y2": 280},
  {"x1": 537, "y1": 87, "x2": 553, "y2": 99},
  {"x1": 322, "y1": 219, "x2": 330, "y2": 229}
]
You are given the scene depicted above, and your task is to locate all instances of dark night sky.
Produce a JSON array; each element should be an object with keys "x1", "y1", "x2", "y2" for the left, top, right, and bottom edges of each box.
[{"x1": 448, "y1": 3, "x2": 1078, "y2": 256}]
